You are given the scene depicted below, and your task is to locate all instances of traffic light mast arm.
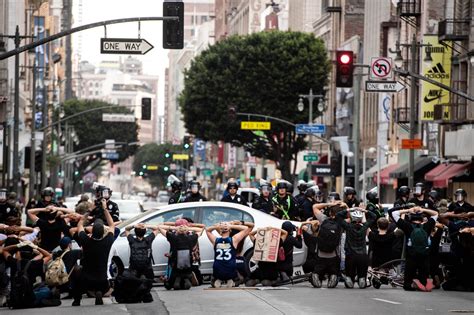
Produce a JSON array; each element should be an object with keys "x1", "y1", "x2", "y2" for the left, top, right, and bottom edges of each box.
[{"x1": 0, "y1": 16, "x2": 179, "y2": 60}]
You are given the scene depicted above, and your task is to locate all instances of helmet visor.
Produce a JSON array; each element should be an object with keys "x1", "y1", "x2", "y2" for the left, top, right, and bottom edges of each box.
[{"x1": 101, "y1": 189, "x2": 111, "y2": 199}]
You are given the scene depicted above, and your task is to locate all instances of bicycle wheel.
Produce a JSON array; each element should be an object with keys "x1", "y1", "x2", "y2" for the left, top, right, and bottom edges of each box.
[{"x1": 378, "y1": 259, "x2": 405, "y2": 288}]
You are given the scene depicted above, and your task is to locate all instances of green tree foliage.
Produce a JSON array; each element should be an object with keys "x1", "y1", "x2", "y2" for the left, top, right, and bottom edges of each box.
[
  {"x1": 180, "y1": 31, "x2": 330, "y2": 179},
  {"x1": 63, "y1": 99, "x2": 139, "y2": 177},
  {"x1": 132, "y1": 143, "x2": 183, "y2": 188}
]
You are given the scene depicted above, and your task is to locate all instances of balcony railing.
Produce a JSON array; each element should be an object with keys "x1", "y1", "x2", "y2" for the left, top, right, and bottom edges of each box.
[
  {"x1": 439, "y1": 19, "x2": 470, "y2": 41},
  {"x1": 397, "y1": 1, "x2": 421, "y2": 17}
]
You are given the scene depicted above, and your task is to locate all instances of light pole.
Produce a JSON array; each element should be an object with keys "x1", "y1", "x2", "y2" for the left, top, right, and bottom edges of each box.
[
  {"x1": 362, "y1": 147, "x2": 376, "y2": 200},
  {"x1": 298, "y1": 89, "x2": 325, "y2": 181},
  {"x1": 376, "y1": 144, "x2": 392, "y2": 202},
  {"x1": 341, "y1": 151, "x2": 354, "y2": 195}
]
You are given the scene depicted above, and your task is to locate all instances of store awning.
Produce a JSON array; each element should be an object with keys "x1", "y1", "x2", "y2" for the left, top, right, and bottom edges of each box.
[
  {"x1": 389, "y1": 157, "x2": 435, "y2": 179},
  {"x1": 425, "y1": 162, "x2": 471, "y2": 188},
  {"x1": 379, "y1": 164, "x2": 400, "y2": 185}
]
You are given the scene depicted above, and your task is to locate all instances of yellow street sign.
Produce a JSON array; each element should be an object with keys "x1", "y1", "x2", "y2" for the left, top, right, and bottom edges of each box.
[
  {"x1": 241, "y1": 121, "x2": 271, "y2": 130},
  {"x1": 147, "y1": 165, "x2": 158, "y2": 171},
  {"x1": 173, "y1": 154, "x2": 189, "y2": 160}
]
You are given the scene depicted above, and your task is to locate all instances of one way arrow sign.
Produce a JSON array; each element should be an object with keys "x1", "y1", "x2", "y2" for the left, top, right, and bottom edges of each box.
[
  {"x1": 365, "y1": 81, "x2": 406, "y2": 93},
  {"x1": 100, "y1": 38, "x2": 154, "y2": 55}
]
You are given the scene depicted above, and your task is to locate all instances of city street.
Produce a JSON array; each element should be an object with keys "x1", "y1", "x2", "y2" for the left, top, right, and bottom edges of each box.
[{"x1": 3, "y1": 284, "x2": 473, "y2": 314}]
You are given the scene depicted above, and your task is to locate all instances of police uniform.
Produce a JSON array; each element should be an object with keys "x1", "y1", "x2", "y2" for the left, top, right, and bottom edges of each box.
[
  {"x1": 221, "y1": 194, "x2": 247, "y2": 206},
  {"x1": 91, "y1": 199, "x2": 120, "y2": 223},
  {"x1": 169, "y1": 191, "x2": 185, "y2": 205},
  {"x1": 252, "y1": 196, "x2": 273, "y2": 214},
  {"x1": 408, "y1": 197, "x2": 435, "y2": 210},
  {"x1": 272, "y1": 195, "x2": 298, "y2": 220},
  {"x1": 183, "y1": 193, "x2": 207, "y2": 203},
  {"x1": 0, "y1": 202, "x2": 20, "y2": 224}
]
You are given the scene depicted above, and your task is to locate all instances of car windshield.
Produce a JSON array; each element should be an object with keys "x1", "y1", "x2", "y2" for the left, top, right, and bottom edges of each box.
[{"x1": 117, "y1": 208, "x2": 155, "y2": 229}]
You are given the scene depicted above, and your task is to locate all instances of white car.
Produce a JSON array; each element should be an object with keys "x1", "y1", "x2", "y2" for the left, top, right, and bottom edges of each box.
[
  {"x1": 108, "y1": 201, "x2": 306, "y2": 278},
  {"x1": 114, "y1": 200, "x2": 145, "y2": 221},
  {"x1": 237, "y1": 187, "x2": 260, "y2": 207}
]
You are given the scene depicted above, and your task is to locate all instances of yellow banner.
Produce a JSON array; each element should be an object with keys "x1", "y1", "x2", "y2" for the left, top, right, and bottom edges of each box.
[
  {"x1": 420, "y1": 35, "x2": 452, "y2": 121},
  {"x1": 241, "y1": 121, "x2": 271, "y2": 130},
  {"x1": 173, "y1": 154, "x2": 189, "y2": 160}
]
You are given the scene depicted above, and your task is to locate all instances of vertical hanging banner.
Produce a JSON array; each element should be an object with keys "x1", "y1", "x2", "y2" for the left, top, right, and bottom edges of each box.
[
  {"x1": 420, "y1": 35, "x2": 452, "y2": 121},
  {"x1": 34, "y1": 16, "x2": 46, "y2": 129}
]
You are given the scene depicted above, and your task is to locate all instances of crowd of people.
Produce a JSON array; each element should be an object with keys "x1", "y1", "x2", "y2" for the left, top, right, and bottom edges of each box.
[{"x1": 0, "y1": 177, "x2": 472, "y2": 309}]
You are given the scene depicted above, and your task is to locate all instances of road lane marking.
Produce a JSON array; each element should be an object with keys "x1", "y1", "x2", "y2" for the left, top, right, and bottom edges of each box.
[{"x1": 372, "y1": 298, "x2": 401, "y2": 305}]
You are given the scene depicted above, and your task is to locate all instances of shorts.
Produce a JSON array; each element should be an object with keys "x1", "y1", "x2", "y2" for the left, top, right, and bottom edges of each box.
[{"x1": 314, "y1": 256, "x2": 340, "y2": 276}]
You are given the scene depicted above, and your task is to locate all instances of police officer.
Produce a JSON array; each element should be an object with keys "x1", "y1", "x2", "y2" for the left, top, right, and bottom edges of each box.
[
  {"x1": 343, "y1": 186, "x2": 360, "y2": 208},
  {"x1": 252, "y1": 181, "x2": 274, "y2": 214},
  {"x1": 91, "y1": 185, "x2": 120, "y2": 223},
  {"x1": 365, "y1": 188, "x2": 384, "y2": 229},
  {"x1": 221, "y1": 180, "x2": 247, "y2": 205},
  {"x1": 168, "y1": 175, "x2": 185, "y2": 205},
  {"x1": 0, "y1": 188, "x2": 20, "y2": 224},
  {"x1": 295, "y1": 180, "x2": 308, "y2": 208},
  {"x1": 300, "y1": 186, "x2": 318, "y2": 221},
  {"x1": 428, "y1": 190, "x2": 441, "y2": 210},
  {"x1": 184, "y1": 180, "x2": 207, "y2": 202},
  {"x1": 448, "y1": 188, "x2": 473, "y2": 214},
  {"x1": 315, "y1": 190, "x2": 325, "y2": 204},
  {"x1": 26, "y1": 187, "x2": 59, "y2": 226},
  {"x1": 272, "y1": 181, "x2": 298, "y2": 220},
  {"x1": 393, "y1": 186, "x2": 411, "y2": 208},
  {"x1": 328, "y1": 191, "x2": 341, "y2": 203},
  {"x1": 409, "y1": 182, "x2": 434, "y2": 210}
]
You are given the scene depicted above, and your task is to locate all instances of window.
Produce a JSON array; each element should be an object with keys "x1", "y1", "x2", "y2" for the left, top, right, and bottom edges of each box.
[
  {"x1": 143, "y1": 208, "x2": 196, "y2": 225},
  {"x1": 201, "y1": 207, "x2": 253, "y2": 227}
]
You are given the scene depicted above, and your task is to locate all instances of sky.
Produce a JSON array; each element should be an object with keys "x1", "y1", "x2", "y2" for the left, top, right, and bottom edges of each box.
[{"x1": 72, "y1": 0, "x2": 169, "y2": 113}]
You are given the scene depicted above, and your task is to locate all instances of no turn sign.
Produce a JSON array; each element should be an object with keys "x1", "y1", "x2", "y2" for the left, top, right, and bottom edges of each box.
[{"x1": 370, "y1": 57, "x2": 393, "y2": 80}]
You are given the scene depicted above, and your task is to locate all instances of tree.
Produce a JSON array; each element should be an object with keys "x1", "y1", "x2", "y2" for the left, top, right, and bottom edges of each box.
[
  {"x1": 63, "y1": 99, "x2": 139, "y2": 185},
  {"x1": 180, "y1": 31, "x2": 330, "y2": 179},
  {"x1": 132, "y1": 143, "x2": 183, "y2": 188}
]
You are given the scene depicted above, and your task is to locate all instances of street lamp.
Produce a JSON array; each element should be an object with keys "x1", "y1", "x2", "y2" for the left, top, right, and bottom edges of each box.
[
  {"x1": 362, "y1": 147, "x2": 376, "y2": 200},
  {"x1": 341, "y1": 151, "x2": 354, "y2": 194}
]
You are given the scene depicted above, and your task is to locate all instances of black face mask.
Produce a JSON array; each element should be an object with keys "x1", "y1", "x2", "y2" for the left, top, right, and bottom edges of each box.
[
  {"x1": 46, "y1": 212, "x2": 57, "y2": 221},
  {"x1": 135, "y1": 228, "x2": 146, "y2": 238}
]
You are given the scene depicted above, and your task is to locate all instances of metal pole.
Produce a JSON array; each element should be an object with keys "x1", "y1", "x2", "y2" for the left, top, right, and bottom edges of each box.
[
  {"x1": 29, "y1": 61, "x2": 36, "y2": 199},
  {"x1": 41, "y1": 87, "x2": 48, "y2": 189},
  {"x1": 341, "y1": 153, "x2": 345, "y2": 195},
  {"x1": 408, "y1": 34, "x2": 417, "y2": 189},
  {"x1": 64, "y1": 0, "x2": 73, "y2": 99},
  {"x1": 308, "y1": 89, "x2": 313, "y2": 181},
  {"x1": 12, "y1": 26, "x2": 20, "y2": 195},
  {"x1": 353, "y1": 46, "x2": 362, "y2": 194},
  {"x1": 1, "y1": 122, "x2": 7, "y2": 186},
  {"x1": 362, "y1": 149, "x2": 366, "y2": 202},
  {"x1": 377, "y1": 146, "x2": 381, "y2": 202}
]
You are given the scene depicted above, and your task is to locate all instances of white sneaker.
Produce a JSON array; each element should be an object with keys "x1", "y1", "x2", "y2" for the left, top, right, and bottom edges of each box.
[
  {"x1": 226, "y1": 279, "x2": 234, "y2": 288},
  {"x1": 213, "y1": 279, "x2": 222, "y2": 288}
]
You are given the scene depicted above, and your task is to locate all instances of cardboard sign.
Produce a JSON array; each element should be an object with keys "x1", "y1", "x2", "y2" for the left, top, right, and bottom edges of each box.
[{"x1": 252, "y1": 228, "x2": 281, "y2": 262}]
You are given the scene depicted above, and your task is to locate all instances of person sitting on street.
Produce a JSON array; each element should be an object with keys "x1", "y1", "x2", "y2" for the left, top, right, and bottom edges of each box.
[
  {"x1": 368, "y1": 217, "x2": 396, "y2": 268},
  {"x1": 276, "y1": 221, "x2": 302, "y2": 281}
]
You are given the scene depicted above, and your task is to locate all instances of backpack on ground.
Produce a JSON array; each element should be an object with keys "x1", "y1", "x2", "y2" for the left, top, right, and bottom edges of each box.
[
  {"x1": 317, "y1": 219, "x2": 342, "y2": 253},
  {"x1": 45, "y1": 250, "x2": 70, "y2": 287},
  {"x1": 129, "y1": 238, "x2": 153, "y2": 271},
  {"x1": 114, "y1": 271, "x2": 153, "y2": 303},
  {"x1": 9, "y1": 260, "x2": 35, "y2": 309},
  {"x1": 408, "y1": 224, "x2": 430, "y2": 256}
]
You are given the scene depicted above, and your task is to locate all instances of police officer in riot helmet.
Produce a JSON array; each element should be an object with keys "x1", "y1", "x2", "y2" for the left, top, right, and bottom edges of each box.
[
  {"x1": 408, "y1": 182, "x2": 435, "y2": 210},
  {"x1": 221, "y1": 179, "x2": 247, "y2": 205},
  {"x1": 300, "y1": 186, "x2": 319, "y2": 221},
  {"x1": 315, "y1": 190, "x2": 325, "y2": 203},
  {"x1": 27, "y1": 187, "x2": 60, "y2": 223},
  {"x1": 448, "y1": 188, "x2": 473, "y2": 214},
  {"x1": 0, "y1": 188, "x2": 19, "y2": 224},
  {"x1": 328, "y1": 191, "x2": 341, "y2": 203},
  {"x1": 295, "y1": 180, "x2": 308, "y2": 207},
  {"x1": 91, "y1": 185, "x2": 120, "y2": 224},
  {"x1": 184, "y1": 180, "x2": 207, "y2": 202},
  {"x1": 271, "y1": 180, "x2": 298, "y2": 220},
  {"x1": 365, "y1": 188, "x2": 384, "y2": 228},
  {"x1": 343, "y1": 186, "x2": 360, "y2": 208},
  {"x1": 168, "y1": 174, "x2": 185, "y2": 205},
  {"x1": 252, "y1": 180, "x2": 273, "y2": 214},
  {"x1": 394, "y1": 186, "x2": 411, "y2": 208},
  {"x1": 428, "y1": 190, "x2": 441, "y2": 209}
]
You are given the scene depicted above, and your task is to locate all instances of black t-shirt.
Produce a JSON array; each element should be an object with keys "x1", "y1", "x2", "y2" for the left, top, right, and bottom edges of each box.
[
  {"x1": 344, "y1": 198, "x2": 360, "y2": 208},
  {"x1": 36, "y1": 218, "x2": 70, "y2": 252},
  {"x1": 53, "y1": 249, "x2": 82, "y2": 273},
  {"x1": 408, "y1": 197, "x2": 435, "y2": 210},
  {"x1": 221, "y1": 194, "x2": 247, "y2": 206},
  {"x1": 300, "y1": 198, "x2": 314, "y2": 221},
  {"x1": 77, "y1": 231, "x2": 115, "y2": 280},
  {"x1": 166, "y1": 231, "x2": 198, "y2": 251},
  {"x1": 183, "y1": 193, "x2": 207, "y2": 202},
  {"x1": 91, "y1": 200, "x2": 120, "y2": 223},
  {"x1": 368, "y1": 231, "x2": 396, "y2": 267},
  {"x1": 8, "y1": 257, "x2": 44, "y2": 282},
  {"x1": 251, "y1": 196, "x2": 273, "y2": 214},
  {"x1": 448, "y1": 201, "x2": 473, "y2": 214},
  {"x1": 394, "y1": 217, "x2": 436, "y2": 257}
]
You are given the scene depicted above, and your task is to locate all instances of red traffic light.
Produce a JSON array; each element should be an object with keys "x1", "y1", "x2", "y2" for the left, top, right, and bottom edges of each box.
[
  {"x1": 339, "y1": 53, "x2": 351, "y2": 64},
  {"x1": 335, "y1": 50, "x2": 354, "y2": 88}
]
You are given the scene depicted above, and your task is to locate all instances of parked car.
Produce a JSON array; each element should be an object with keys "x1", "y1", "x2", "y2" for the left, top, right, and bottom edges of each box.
[
  {"x1": 114, "y1": 200, "x2": 145, "y2": 221},
  {"x1": 157, "y1": 190, "x2": 169, "y2": 203},
  {"x1": 108, "y1": 201, "x2": 306, "y2": 278},
  {"x1": 237, "y1": 187, "x2": 260, "y2": 207}
]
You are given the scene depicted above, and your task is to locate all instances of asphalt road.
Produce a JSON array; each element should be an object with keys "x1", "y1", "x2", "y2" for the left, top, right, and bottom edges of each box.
[{"x1": 1, "y1": 283, "x2": 473, "y2": 314}]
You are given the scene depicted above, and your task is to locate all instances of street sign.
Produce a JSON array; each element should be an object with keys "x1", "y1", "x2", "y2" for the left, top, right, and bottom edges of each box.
[
  {"x1": 304, "y1": 154, "x2": 319, "y2": 162},
  {"x1": 102, "y1": 113, "x2": 135, "y2": 122},
  {"x1": 147, "y1": 165, "x2": 158, "y2": 171},
  {"x1": 203, "y1": 169, "x2": 212, "y2": 177},
  {"x1": 241, "y1": 121, "x2": 271, "y2": 130},
  {"x1": 296, "y1": 124, "x2": 326, "y2": 135},
  {"x1": 102, "y1": 152, "x2": 119, "y2": 160},
  {"x1": 401, "y1": 139, "x2": 423, "y2": 149},
  {"x1": 100, "y1": 38, "x2": 154, "y2": 55},
  {"x1": 173, "y1": 154, "x2": 189, "y2": 160},
  {"x1": 370, "y1": 57, "x2": 393, "y2": 80},
  {"x1": 365, "y1": 81, "x2": 406, "y2": 93},
  {"x1": 311, "y1": 164, "x2": 332, "y2": 176}
]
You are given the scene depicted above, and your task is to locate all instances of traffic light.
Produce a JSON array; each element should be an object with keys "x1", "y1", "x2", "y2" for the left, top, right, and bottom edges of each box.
[
  {"x1": 163, "y1": 1, "x2": 184, "y2": 49},
  {"x1": 164, "y1": 166, "x2": 170, "y2": 172},
  {"x1": 183, "y1": 136, "x2": 191, "y2": 150},
  {"x1": 141, "y1": 97, "x2": 151, "y2": 120},
  {"x1": 142, "y1": 164, "x2": 147, "y2": 169},
  {"x1": 335, "y1": 50, "x2": 354, "y2": 87},
  {"x1": 165, "y1": 152, "x2": 171, "y2": 158}
]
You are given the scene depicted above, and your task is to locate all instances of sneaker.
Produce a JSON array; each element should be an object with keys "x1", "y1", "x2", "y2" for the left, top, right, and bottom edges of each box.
[
  {"x1": 174, "y1": 276, "x2": 182, "y2": 290},
  {"x1": 344, "y1": 277, "x2": 354, "y2": 289},
  {"x1": 95, "y1": 291, "x2": 103, "y2": 305},
  {"x1": 425, "y1": 279, "x2": 434, "y2": 292},
  {"x1": 412, "y1": 279, "x2": 427, "y2": 292},
  {"x1": 327, "y1": 275, "x2": 338, "y2": 288},
  {"x1": 310, "y1": 273, "x2": 321, "y2": 288},
  {"x1": 72, "y1": 299, "x2": 81, "y2": 307},
  {"x1": 183, "y1": 278, "x2": 192, "y2": 290},
  {"x1": 212, "y1": 279, "x2": 222, "y2": 288},
  {"x1": 246, "y1": 279, "x2": 258, "y2": 287},
  {"x1": 226, "y1": 279, "x2": 234, "y2": 288},
  {"x1": 358, "y1": 277, "x2": 367, "y2": 289},
  {"x1": 280, "y1": 272, "x2": 290, "y2": 282}
]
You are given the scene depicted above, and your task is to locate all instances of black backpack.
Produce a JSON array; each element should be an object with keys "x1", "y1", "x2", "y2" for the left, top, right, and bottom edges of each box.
[
  {"x1": 114, "y1": 271, "x2": 153, "y2": 304},
  {"x1": 317, "y1": 219, "x2": 342, "y2": 253},
  {"x1": 9, "y1": 260, "x2": 35, "y2": 309},
  {"x1": 129, "y1": 237, "x2": 153, "y2": 270}
]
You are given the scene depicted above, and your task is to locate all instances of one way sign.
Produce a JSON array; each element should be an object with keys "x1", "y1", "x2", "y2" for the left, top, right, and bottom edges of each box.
[
  {"x1": 365, "y1": 81, "x2": 406, "y2": 93},
  {"x1": 100, "y1": 38, "x2": 154, "y2": 55}
]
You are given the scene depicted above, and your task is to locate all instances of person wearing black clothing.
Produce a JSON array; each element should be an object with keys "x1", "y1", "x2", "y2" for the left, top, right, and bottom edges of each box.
[
  {"x1": 221, "y1": 180, "x2": 247, "y2": 206},
  {"x1": 409, "y1": 183, "x2": 435, "y2": 210},
  {"x1": 343, "y1": 187, "x2": 360, "y2": 208},
  {"x1": 183, "y1": 181, "x2": 207, "y2": 202},
  {"x1": 393, "y1": 186, "x2": 411, "y2": 208},
  {"x1": 295, "y1": 180, "x2": 308, "y2": 209},
  {"x1": 428, "y1": 222, "x2": 445, "y2": 288},
  {"x1": 252, "y1": 184, "x2": 273, "y2": 214},
  {"x1": 91, "y1": 186, "x2": 120, "y2": 223},
  {"x1": 72, "y1": 199, "x2": 115, "y2": 306},
  {"x1": 368, "y1": 218, "x2": 396, "y2": 267},
  {"x1": 300, "y1": 187, "x2": 318, "y2": 221},
  {"x1": 53, "y1": 237, "x2": 82, "y2": 274},
  {"x1": 272, "y1": 181, "x2": 298, "y2": 220},
  {"x1": 0, "y1": 189, "x2": 20, "y2": 225},
  {"x1": 125, "y1": 223, "x2": 158, "y2": 280},
  {"x1": 389, "y1": 206, "x2": 438, "y2": 291},
  {"x1": 168, "y1": 175, "x2": 185, "y2": 205},
  {"x1": 336, "y1": 208, "x2": 376, "y2": 288},
  {"x1": 365, "y1": 190, "x2": 384, "y2": 231},
  {"x1": 28, "y1": 206, "x2": 74, "y2": 252},
  {"x1": 301, "y1": 220, "x2": 320, "y2": 273},
  {"x1": 276, "y1": 221, "x2": 302, "y2": 280},
  {"x1": 448, "y1": 189, "x2": 473, "y2": 214}
]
